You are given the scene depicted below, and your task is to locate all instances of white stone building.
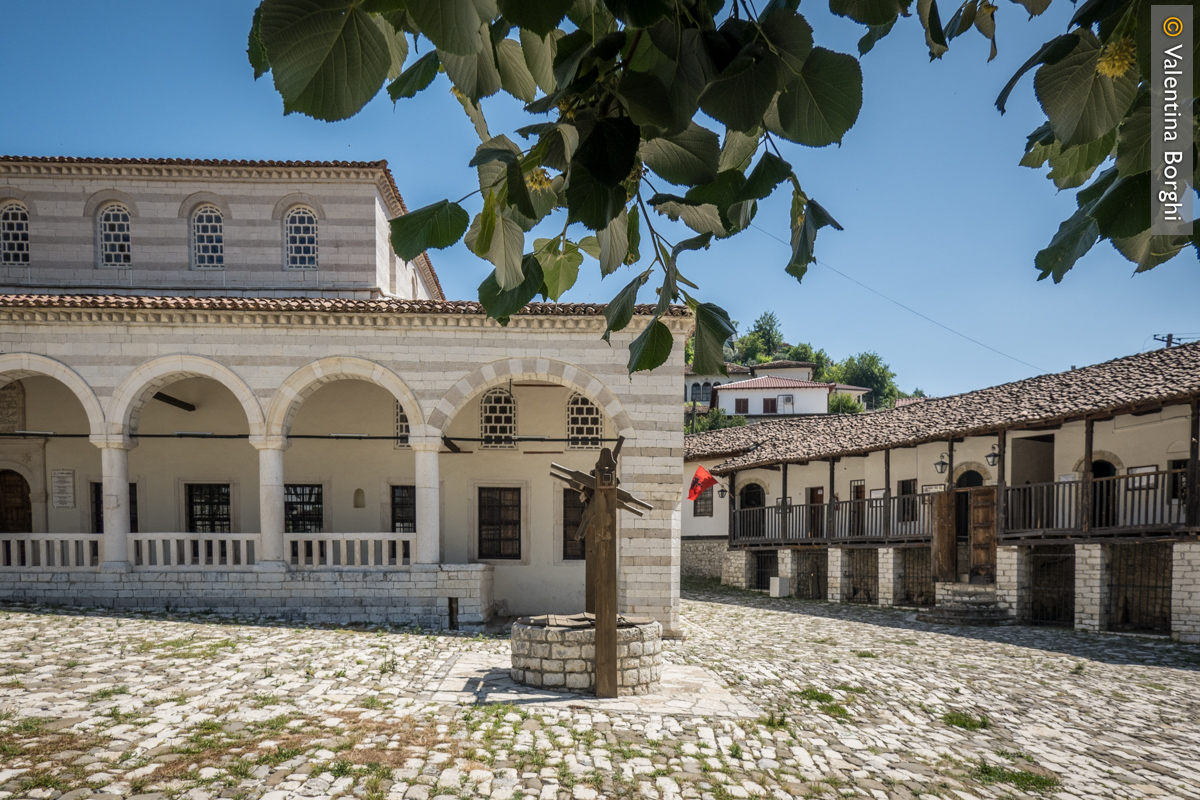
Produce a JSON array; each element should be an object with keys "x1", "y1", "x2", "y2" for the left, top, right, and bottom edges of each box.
[{"x1": 0, "y1": 156, "x2": 686, "y2": 633}]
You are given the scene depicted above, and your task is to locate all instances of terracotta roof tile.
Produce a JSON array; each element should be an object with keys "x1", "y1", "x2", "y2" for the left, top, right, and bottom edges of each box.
[
  {"x1": 754, "y1": 360, "x2": 817, "y2": 370},
  {"x1": 0, "y1": 293, "x2": 689, "y2": 317},
  {"x1": 684, "y1": 361, "x2": 752, "y2": 376},
  {"x1": 687, "y1": 343, "x2": 1200, "y2": 473},
  {"x1": 715, "y1": 376, "x2": 833, "y2": 390}
]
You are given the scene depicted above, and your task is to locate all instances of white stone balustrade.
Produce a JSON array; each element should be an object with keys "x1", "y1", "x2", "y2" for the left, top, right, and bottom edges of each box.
[
  {"x1": 0, "y1": 534, "x2": 101, "y2": 570},
  {"x1": 285, "y1": 532, "x2": 413, "y2": 569},
  {"x1": 129, "y1": 533, "x2": 258, "y2": 569}
]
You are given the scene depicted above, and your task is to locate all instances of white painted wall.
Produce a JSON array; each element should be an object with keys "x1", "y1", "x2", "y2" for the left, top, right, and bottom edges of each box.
[{"x1": 715, "y1": 386, "x2": 828, "y2": 416}]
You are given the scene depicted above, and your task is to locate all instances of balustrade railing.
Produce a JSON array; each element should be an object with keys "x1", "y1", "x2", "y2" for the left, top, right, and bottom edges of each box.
[
  {"x1": 286, "y1": 532, "x2": 412, "y2": 568},
  {"x1": 130, "y1": 533, "x2": 258, "y2": 569},
  {"x1": 0, "y1": 534, "x2": 100, "y2": 570},
  {"x1": 1091, "y1": 469, "x2": 1186, "y2": 530},
  {"x1": 731, "y1": 496, "x2": 934, "y2": 545},
  {"x1": 1005, "y1": 481, "x2": 1080, "y2": 533}
]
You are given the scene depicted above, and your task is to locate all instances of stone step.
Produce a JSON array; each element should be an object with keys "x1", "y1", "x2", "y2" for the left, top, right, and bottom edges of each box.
[{"x1": 916, "y1": 607, "x2": 1015, "y2": 626}]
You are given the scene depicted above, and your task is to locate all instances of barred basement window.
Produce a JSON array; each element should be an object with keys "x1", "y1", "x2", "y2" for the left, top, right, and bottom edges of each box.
[
  {"x1": 0, "y1": 203, "x2": 30, "y2": 264},
  {"x1": 394, "y1": 400, "x2": 410, "y2": 448},
  {"x1": 284, "y1": 484, "x2": 323, "y2": 533},
  {"x1": 97, "y1": 204, "x2": 132, "y2": 266},
  {"x1": 567, "y1": 392, "x2": 602, "y2": 449},
  {"x1": 563, "y1": 488, "x2": 585, "y2": 560},
  {"x1": 480, "y1": 388, "x2": 516, "y2": 448},
  {"x1": 284, "y1": 206, "x2": 318, "y2": 269},
  {"x1": 191, "y1": 205, "x2": 224, "y2": 268}
]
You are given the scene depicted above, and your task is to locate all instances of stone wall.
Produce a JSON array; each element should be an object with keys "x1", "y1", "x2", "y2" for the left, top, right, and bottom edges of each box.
[
  {"x1": 1173, "y1": 543, "x2": 1200, "y2": 643},
  {"x1": 878, "y1": 548, "x2": 898, "y2": 606},
  {"x1": 1074, "y1": 544, "x2": 1106, "y2": 631},
  {"x1": 0, "y1": 564, "x2": 494, "y2": 629},
  {"x1": 510, "y1": 620, "x2": 663, "y2": 695},
  {"x1": 826, "y1": 548, "x2": 844, "y2": 602},
  {"x1": 721, "y1": 549, "x2": 752, "y2": 589},
  {"x1": 995, "y1": 546, "x2": 1027, "y2": 617},
  {"x1": 681, "y1": 536, "x2": 726, "y2": 579}
]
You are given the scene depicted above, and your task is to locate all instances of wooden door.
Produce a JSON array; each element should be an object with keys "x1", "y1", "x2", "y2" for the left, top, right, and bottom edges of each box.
[
  {"x1": 807, "y1": 487, "x2": 824, "y2": 536},
  {"x1": 932, "y1": 490, "x2": 956, "y2": 582},
  {"x1": 969, "y1": 486, "x2": 997, "y2": 583},
  {"x1": 0, "y1": 470, "x2": 32, "y2": 533}
]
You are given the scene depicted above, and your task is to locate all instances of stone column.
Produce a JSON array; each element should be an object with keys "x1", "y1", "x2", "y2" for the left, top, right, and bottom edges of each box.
[
  {"x1": 994, "y1": 545, "x2": 1026, "y2": 618},
  {"x1": 777, "y1": 548, "x2": 800, "y2": 596},
  {"x1": 412, "y1": 441, "x2": 441, "y2": 565},
  {"x1": 827, "y1": 547, "x2": 844, "y2": 602},
  {"x1": 878, "y1": 547, "x2": 898, "y2": 606},
  {"x1": 92, "y1": 437, "x2": 134, "y2": 572},
  {"x1": 1074, "y1": 544, "x2": 1106, "y2": 631},
  {"x1": 1172, "y1": 542, "x2": 1200, "y2": 643},
  {"x1": 721, "y1": 549, "x2": 751, "y2": 589},
  {"x1": 251, "y1": 437, "x2": 288, "y2": 569}
]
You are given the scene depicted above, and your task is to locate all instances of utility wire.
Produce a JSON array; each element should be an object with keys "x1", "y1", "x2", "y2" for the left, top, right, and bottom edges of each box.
[{"x1": 749, "y1": 224, "x2": 1047, "y2": 373}]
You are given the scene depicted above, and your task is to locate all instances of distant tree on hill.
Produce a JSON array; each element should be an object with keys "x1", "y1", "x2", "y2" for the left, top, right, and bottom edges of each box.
[
  {"x1": 686, "y1": 407, "x2": 747, "y2": 434},
  {"x1": 828, "y1": 393, "x2": 865, "y2": 414},
  {"x1": 779, "y1": 342, "x2": 833, "y2": 380},
  {"x1": 826, "y1": 351, "x2": 899, "y2": 409},
  {"x1": 748, "y1": 312, "x2": 785, "y2": 357}
]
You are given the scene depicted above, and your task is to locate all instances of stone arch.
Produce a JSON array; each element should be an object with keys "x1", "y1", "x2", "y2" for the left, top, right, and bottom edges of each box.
[
  {"x1": 0, "y1": 187, "x2": 36, "y2": 216},
  {"x1": 271, "y1": 192, "x2": 326, "y2": 220},
  {"x1": 83, "y1": 189, "x2": 139, "y2": 218},
  {"x1": 952, "y1": 461, "x2": 992, "y2": 484},
  {"x1": 0, "y1": 353, "x2": 106, "y2": 436},
  {"x1": 1072, "y1": 450, "x2": 1125, "y2": 476},
  {"x1": 266, "y1": 357, "x2": 426, "y2": 441},
  {"x1": 178, "y1": 191, "x2": 233, "y2": 219},
  {"x1": 429, "y1": 358, "x2": 635, "y2": 440},
  {"x1": 107, "y1": 355, "x2": 265, "y2": 438}
]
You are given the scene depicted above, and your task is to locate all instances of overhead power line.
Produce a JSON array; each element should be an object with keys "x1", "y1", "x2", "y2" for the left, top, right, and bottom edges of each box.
[{"x1": 749, "y1": 224, "x2": 1047, "y2": 373}]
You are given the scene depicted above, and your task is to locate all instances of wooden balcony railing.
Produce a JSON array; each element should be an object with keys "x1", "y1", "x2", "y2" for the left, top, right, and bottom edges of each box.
[
  {"x1": 131, "y1": 533, "x2": 258, "y2": 569},
  {"x1": 1003, "y1": 469, "x2": 1187, "y2": 537},
  {"x1": 0, "y1": 534, "x2": 100, "y2": 570},
  {"x1": 1005, "y1": 481, "x2": 1080, "y2": 534},
  {"x1": 731, "y1": 495, "x2": 933, "y2": 546},
  {"x1": 286, "y1": 532, "x2": 412, "y2": 568}
]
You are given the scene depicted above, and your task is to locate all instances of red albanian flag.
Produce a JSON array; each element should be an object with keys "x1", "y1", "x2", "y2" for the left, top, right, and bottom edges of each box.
[{"x1": 688, "y1": 465, "x2": 718, "y2": 501}]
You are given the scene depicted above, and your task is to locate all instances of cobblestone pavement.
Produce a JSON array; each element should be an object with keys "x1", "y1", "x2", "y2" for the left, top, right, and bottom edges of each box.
[{"x1": 3, "y1": 580, "x2": 1200, "y2": 800}]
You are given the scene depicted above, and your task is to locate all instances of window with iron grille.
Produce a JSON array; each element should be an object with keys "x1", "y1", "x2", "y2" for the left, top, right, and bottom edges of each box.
[
  {"x1": 567, "y1": 392, "x2": 602, "y2": 449},
  {"x1": 690, "y1": 383, "x2": 701, "y2": 401},
  {"x1": 701, "y1": 382, "x2": 712, "y2": 402},
  {"x1": 480, "y1": 388, "x2": 516, "y2": 448},
  {"x1": 394, "y1": 400, "x2": 410, "y2": 448},
  {"x1": 191, "y1": 205, "x2": 224, "y2": 268},
  {"x1": 763, "y1": 397, "x2": 778, "y2": 414},
  {"x1": 1, "y1": 202, "x2": 30, "y2": 264},
  {"x1": 735, "y1": 398, "x2": 749, "y2": 414},
  {"x1": 693, "y1": 486, "x2": 713, "y2": 516},
  {"x1": 479, "y1": 487, "x2": 521, "y2": 559},
  {"x1": 563, "y1": 488, "x2": 585, "y2": 560},
  {"x1": 284, "y1": 484, "x2": 323, "y2": 533},
  {"x1": 391, "y1": 485, "x2": 415, "y2": 533},
  {"x1": 898, "y1": 478, "x2": 918, "y2": 522},
  {"x1": 284, "y1": 206, "x2": 318, "y2": 269},
  {"x1": 90, "y1": 482, "x2": 138, "y2": 534},
  {"x1": 1169, "y1": 459, "x2": 1188, "y2": 502},
  {"x1": 97, "y1": 204, "x2": 131, "y2": 266},
  {"x1": 185, "y1": 483, "x2": 231, "y2": 533}
]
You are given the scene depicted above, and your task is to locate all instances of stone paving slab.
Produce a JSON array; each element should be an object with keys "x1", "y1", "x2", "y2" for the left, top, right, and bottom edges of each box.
[{"x1": 1, "y1": 580, "x2": 1199, "y2": 800}]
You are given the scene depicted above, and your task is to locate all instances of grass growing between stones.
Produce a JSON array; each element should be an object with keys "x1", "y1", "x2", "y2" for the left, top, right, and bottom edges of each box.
[
  {"x1": 942, "y1": 711, "x2": 989, "y2": 730},
  {"x1": 971, "y1": 762, "x2": 1060, "y2": 793}
]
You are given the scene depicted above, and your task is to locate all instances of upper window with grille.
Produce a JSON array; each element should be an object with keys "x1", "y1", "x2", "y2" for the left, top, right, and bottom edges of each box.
[
  {"x1": 284, "y1": 484, "x2": 323, "y2": 533},
  {"x1": 284, "y1": 206, "x2": 318, "y2": 269},
  {"x1": 97, "y1": 204, "x2": 132, "y2": 267},
  {"x1": 192, "y1": 205, "x2": 224, "y2": 269},
  {"x1": 1, "y1": 202, "x2": 30, "y2": 264},
  {"x1": 567, "y1": 392, "x2": 603, "y2": 449},
  {"x1": 394, "y1": 400, "x2": 410, "y2": 448},
  {"x1": 480, "y1": 388, "x2": 516, "y2": 448}
]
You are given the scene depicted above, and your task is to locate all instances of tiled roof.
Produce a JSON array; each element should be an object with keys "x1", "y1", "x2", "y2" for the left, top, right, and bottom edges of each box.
[
  {"x1": 832, "y1": 383, "x2": 872, "y2": 393},
  {"x1": 687, "y1": 343, "x2": 1200, "y2": 473},
  {"x1": 0, "y1": 155, "x2": 446, "y2": 300},
  {"x1": 0, "y1": 293, "x2": 690, "y2": 317},
  {"x1": 684, "y1": 361, "x2": 752, "y2": 377},
  {"x1": 714, "y1": 376, "x2": 833, "y2": 390},
  {"x1": 895, "y1": 396, "x2": 928, "y2": 407},
  {"x1": 754, "y1": 360, "x2": 817, "y2": 370}
]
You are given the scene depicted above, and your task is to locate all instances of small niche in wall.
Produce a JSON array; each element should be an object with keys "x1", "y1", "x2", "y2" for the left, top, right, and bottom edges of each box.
[{"x1": 353, "y1": 488, "x2": 366, "y2": 508}]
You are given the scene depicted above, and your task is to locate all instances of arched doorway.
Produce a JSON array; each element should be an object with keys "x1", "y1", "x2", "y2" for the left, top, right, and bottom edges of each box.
[
  {"x1": 954, "y1": 470, "x2": 984, "y2": 542},
  {"x1": 739, "y1": 483, "x2": 766, "y2": 539},
  {"x1": 953, "y1": 470, "x2": 991, "y2": 582},
  {"x1": 0, "y1": 470, "x2": 32, "y2": 533},
  {"x1": 1092, "y1": 459, "x2": 1118, "y2": 528}
]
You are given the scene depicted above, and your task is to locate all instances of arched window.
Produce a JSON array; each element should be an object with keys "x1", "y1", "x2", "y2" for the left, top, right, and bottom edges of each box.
[
  {"x1": 284, "y1": 206, "x2": 318, "y2": 269},
  {"x1": 0, "y1": 202, "x2": 30, "y2": 264},
  {"x1": 480, "y1": 388, "x2": 516, "y2": 448},
  {"x1": 97, "y1": 204, "x2": 131, "y2": 266},
  {"x1": 690, "y1": 383, "x2": 702, "y2": 401},
  {"x1": 702, "y1": 382, "x2": 712, "y2": 402},
  {"x1": 394, "y1": 400, "x2": 409, "y2": 448},
  {"x1": 191, "y1": 205, "x2": 224, "y2": 269},
  {"x1": 567, "y1": 392, "x2": 603, "y2": 449}
]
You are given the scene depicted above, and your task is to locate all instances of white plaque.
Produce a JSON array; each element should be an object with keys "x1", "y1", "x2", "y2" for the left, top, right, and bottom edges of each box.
[{"x1": 51, "y1": 469, "x2": 75, "y2": 509}]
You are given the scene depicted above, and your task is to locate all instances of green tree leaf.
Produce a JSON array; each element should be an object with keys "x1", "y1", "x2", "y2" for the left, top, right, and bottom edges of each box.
[
  {"x1": 566, "y1": 164, "x2": 627, "y2": 230},
  {"x1": 774, "y1": 47, "x2": 863, "y2": 147},
  {"x1": 788, "y1": 194, "x2": 842, "y2": 280},
  {"x1": 917, "y1": 0, "x2": 948, "y2": 59},
  {"x1": 535, "y1": 238, "x2": 583, "y2": 300},
  {"x1": 473, "y1": 191, "x2": 498, "y2": 256},
  {"x1": 478, "y1": 254, "x2": 545, "y2": 324},
  {"x1": 597, "y1": 209, "x2": 629, "y2": 276},
  {"x1": 387, "y1": 50, "x2": 440, "y2": 100},
  {"x1": 482, "y1": 214, "x2": 526, "y2": 288},
  {"x1": 699, "y1": 51, "x2": 781, "y2": 132},
  {"x1": 687, "y1": 300, "x2": 737, "y2": 377},
  {"x1": 1009, "y1": 0, "x2": 1051, "y2": 17},
  {"x1": 1088, "y1": 171, "x2": 1150, "y2": 239},
  {"x1": 389, "y1": 199, "x2": 470, "y2": 260},
  {"x1": 858, "y1": 18, "x2": 897, "y2": 55},
  {"x1": 495, "y1": 38, "x2": 537, "y2": 101},
  {"x1": 943, "y1": 0, "x2": 977, "y2": 41},
  {"x1": 439, "y1": 24, "x2": 502, "y2": 99},
  {"x1": 626, "y1": 205, "x2": 641, "y2": 264},
  {"x1": 405, "y1": 0, "x2": 484, "y2": 56},
  {"x1": 615, "y1": 71, "x2": 674, "y2": 129},
  {"x1": 248, "y1": 7, "x2": 270, "y2": 79},
  {"x1": 519, "y1": 29, "x2": 559, "y2": 94},
  {"x1": 830, "y1": 0, "x2": 904, "y2": 28},
  {"x1": 258, "y1": 0, "x2": 393, "y2": 121},
  {"x1": 718, "y1": 128, "x2": 761, "y2": 172},
  {"x1": 627, "y1": 318, "x2": 674, "y2": 372},
  {"x1": 603, "y1": 269, "x2": 651, "y2": 340},
  {"x1": 575, "y1": 117, "x2": 641, "y2": 187},
  {"x1": 505, "y1": 159, "x2": 537, "y2": 218},
  {"x1": 371, "y1": 13, "x2": 409, "y2": 79},
  {"x1": 640, "y1": 123, "x2": 721, "y2": 186},
  {"x1": 1034, "y1": 29, "x2": 1137, "y2": 148},
  {"x1": 761, "y1": 9, "x2": 814, "y2": 75},
  {"x1": 995, "y1": 33, "x2": 1077, "y2": 113},
  {"x1": 1034, "y1": 205, "x2": 1099, "y2": 282},
  {"x1": 1116, "y1": 88, "x2": 1150, "y2": 177},
  {"x1": 1046, "y1": 130, "x2": 1116, "y2": 190},
  {"x1": 497, "y1": 0, "x2": 573, "y2": 37},
  {"x1": 735, "y1": 152, "x2": 794, "y2": 203},
  {"x1": 648, "y1": 195, "x2": 726, "y2": 236}
]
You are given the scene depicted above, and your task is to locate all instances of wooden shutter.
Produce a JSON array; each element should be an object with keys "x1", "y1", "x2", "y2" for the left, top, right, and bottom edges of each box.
[
  {"x1": 932, "y1": 490, "x2": 956, "y2": 582},
  {"x1": 969, "y1": 486, "x2": 997, "y2": 582}
]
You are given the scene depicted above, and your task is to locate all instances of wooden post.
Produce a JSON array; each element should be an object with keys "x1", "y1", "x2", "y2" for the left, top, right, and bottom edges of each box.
[
  {"x1": 780, "y1": 463, "x2": 789, "y2": 539},
  {"x1": 1081, "y1": 418, "x2": 1094, "y2": 535},
  {"x1": 995, "y1": 429, "x2": 1007, "y2": 539},
  {"x1": 592, "y1": 449, "x2": 619, "y2": 699},
  {"x1": 1188, "y1": 399, "x2": 1199, "y2": 528},
  {"x1": 727, "y1": 470, "x2": 737, "y2": 546},
  {"x1": 827, "y1": 459, "x2": 836, "y2": 537},
  {"x1": 883, "y1": 449, "x2": 892, "y2": 537},
  {"x1": 585, "y1": 528, "x2": 596, "y2": 615},
  {"x1": 946, "y1": 439, "x2": 955, "y2": 490}
]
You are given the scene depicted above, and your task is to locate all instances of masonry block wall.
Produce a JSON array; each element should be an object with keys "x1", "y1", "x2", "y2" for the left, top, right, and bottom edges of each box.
[
  {"x1": 827, "y1": 548, "x2": 844, "y2": 602},
  {"x1": 995, "y1": 546, "x2": 1027, "y2": 618},
  {"x1": 776, "y1": 548, "x2": 800, "y2": 597},
  {"x1": 1172, "y1": 543, "x2": 1200, "y2": 643},
  {"x1": 1075, "y1": 544, "x2": 1106, "y2": 631},
  {"x1": 680, "y1": 537, "x2": 726, "y2": 579},
  {"x1": 721, "y1": 549, "x2": 752, "y2": 589},
  {"x1": 877, "y1": 547, "x2": 898, "y2": 606}
]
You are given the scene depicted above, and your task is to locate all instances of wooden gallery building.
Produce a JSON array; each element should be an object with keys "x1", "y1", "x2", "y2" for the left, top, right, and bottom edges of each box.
[{"x1": 683, "y1": 343, "x2": 1200, "y2": 641}]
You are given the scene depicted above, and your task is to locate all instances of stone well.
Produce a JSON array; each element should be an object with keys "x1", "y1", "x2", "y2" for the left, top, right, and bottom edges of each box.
[{"x1": 510, "y1": 616, "x2": 663, "y2": 695}]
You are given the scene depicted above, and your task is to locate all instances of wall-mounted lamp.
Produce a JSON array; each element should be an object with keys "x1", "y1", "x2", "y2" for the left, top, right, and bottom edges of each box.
[
  {"x1": 717, "y1": 484, "x2": 728, "y2": 499},
  {"x1": 985, "y1": 444, "x2": 1000, "y2": 467},
  {"x1": 934, "y1": 453, "x2": 949, "y2": 475}
]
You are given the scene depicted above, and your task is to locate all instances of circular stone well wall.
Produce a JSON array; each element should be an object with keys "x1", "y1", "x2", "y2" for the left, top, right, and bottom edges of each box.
[{"x1": 510, "y1": 619, "x2": 663, "y2": 695}]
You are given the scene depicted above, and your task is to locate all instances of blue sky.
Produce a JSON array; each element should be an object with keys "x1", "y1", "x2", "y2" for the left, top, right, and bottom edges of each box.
[{"x1": 1, "y1": 1, "x2": 1195, "y2": 397}]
